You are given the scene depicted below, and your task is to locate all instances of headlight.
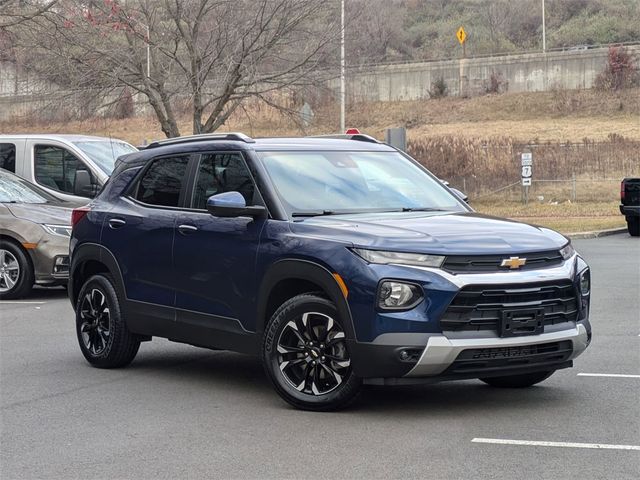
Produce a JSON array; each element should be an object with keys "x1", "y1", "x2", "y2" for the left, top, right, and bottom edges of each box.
[
  {"x1": 377, "y1": 281, "x2": 423, "y2": 310},
  {"x1": 559, "y1": 243, "x2": 575, "y2": 260},
  {"x1": 579, "y1": 269, "x2": 590, "y2": 296},
  {"x1": 42, "y1": 224, "x2": 72, "y2": 237},
  {"x1": 352, "y1": 248, "x2": 445, "y2": 268}
]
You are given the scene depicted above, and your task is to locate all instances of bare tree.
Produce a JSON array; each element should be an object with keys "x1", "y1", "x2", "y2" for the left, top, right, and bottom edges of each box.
[
  {"x1": 479, "y1": 0, "x2": 513, "y2": 51},
  {"x1": 0, "y1": 0, "x2": 58, "y2": 28},
  {"x1": 18, "y1": 0, "x2": 339, "y2": 137}
]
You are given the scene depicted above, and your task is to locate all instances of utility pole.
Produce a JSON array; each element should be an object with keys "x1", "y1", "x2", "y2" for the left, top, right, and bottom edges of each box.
[
  {"x1": 340, "y1": 0, "x2": 345, "y2": 132},
  {"x1": 541, "y1": 0, "x2": 546, "y2": 53},
  {"x1": 146, "y1": 24, "x2": 151, "y2": 78}
]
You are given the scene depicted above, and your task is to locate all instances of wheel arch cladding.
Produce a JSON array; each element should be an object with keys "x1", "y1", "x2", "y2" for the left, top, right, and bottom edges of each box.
[
  {"x1": 70, "y1": 243, "x2": 126, "y2": 306},
  {"x1": 256, "y1": 259, "x2": 356, "y2": 339}
]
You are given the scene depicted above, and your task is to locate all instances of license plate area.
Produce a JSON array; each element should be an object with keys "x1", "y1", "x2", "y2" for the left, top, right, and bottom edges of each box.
[{"x1": 500, "y1": 308, "x2": 545, "y2": 337}]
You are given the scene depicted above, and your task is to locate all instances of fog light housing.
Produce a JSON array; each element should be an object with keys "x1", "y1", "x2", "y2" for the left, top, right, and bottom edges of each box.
[
  {"x1": 579, "y1": 269, "x2": 590, "y2": 296},
  {"x1": 53, "y1": 256, "x2": 69, "y2": 275},
  {"x1": 377, "y1": 281, "x2": 423, "y2": 310}
]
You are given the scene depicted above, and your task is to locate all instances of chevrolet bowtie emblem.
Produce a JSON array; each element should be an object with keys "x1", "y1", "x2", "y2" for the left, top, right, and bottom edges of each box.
[{"x1": 500, "y1": 257, "x2": 527, "y2": 269}]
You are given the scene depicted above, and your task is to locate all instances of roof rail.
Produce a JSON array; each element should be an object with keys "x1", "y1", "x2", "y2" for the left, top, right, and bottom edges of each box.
[
  {"x1": 309, "y1": 134, "x2": 380, "y2": 144},
  {"x1": 146, "y1": 132, "x2": 255, "y2": 149}
]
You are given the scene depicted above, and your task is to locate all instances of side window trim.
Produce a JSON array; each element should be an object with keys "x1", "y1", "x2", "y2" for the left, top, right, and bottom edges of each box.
[{"x1": 128, "y1": 153, "x2": 194, "y2": 209}]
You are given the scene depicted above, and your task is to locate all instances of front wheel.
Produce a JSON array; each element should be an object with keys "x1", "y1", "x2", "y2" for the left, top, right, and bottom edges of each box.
[
  {"x1": 0, "y1": 241, "x2": 34, "y2": 300},
  {"x1": 627, "y1": 217, "x2": 639, "y2": 237},
  {"x1": 262, "y1": 293, "x2": 362, "y2": 411},
  {"x1": 480, "y1": 370, "x2": 555, "y2": 388}
]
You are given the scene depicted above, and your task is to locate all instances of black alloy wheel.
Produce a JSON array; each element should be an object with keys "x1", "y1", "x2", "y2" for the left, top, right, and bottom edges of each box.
[
  {"x1": 263, "y1": 293, "x2": 361, "y2": 411},
  {"x1": 79, "y1": 288, "x2": 112, "y2": 356},
  {"x1": 75, "y1": 274, "x2": 140, "y2": 368},
  {"x1": 276, "y1": 311, "x2": 351, "y2": 395}
]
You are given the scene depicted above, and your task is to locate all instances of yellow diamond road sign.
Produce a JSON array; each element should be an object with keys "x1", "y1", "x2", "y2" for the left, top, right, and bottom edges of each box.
[{"x1": 456, "y1": 26, "x2": 467, "y2": 45}]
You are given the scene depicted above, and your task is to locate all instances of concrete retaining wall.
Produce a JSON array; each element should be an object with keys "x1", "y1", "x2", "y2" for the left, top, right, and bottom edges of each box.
[{"x1": 330, "y1": 46, "x2": 640, "y2": 101}]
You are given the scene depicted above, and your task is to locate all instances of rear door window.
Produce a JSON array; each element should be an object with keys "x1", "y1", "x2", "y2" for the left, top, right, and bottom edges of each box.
[
  {"x1": 0, "y1": 143, "x2": 16, "y2": 173},
  {"x1": 135, "y1": 156, "x2": 190, "y2": 207},
  {"x1": 34, "y1": 145, "x2": 86, "y2": 194}
]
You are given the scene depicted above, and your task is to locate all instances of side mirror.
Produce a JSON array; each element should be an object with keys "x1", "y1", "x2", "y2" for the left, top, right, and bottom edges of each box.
[
  {"x1": 74, "y1": 170, "x2": 98, "y2": 198},
  {"x1": 450, "y1": 187, "x2": 469, "y2": 203},
  {"x1": 206, "y1": 191, "x2": 266, "y2": 219}
]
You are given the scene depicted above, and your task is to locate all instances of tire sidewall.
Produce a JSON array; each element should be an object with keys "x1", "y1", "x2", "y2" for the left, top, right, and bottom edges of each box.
[{"x1": 263, "y1": 294, "x2": 361, "y2": 410}]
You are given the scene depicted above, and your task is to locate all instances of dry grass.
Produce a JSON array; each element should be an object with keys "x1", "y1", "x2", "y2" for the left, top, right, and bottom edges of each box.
[
  {"x1": 2, "y1": 88, "x2": 639, "y2": 145},
  {"x1": 474, "y1": 201, "x2": 626, "y2": 234}
]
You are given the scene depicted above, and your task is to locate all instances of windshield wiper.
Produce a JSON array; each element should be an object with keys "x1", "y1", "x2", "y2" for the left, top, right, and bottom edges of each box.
[
  {"x1": 291, "y1": 210, "x2": 337, "y2": 217},
  {"x1": 401, "y1": 207, "x2": 448, "y2": 212}
]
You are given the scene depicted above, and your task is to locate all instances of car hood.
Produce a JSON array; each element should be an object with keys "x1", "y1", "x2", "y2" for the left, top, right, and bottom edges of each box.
[
  {"x1": 5, "y1": 203, "x2": 74, "y2": 225},
  {"x1": 291, "y1": 211, "x2": 568, "y2": 255}
]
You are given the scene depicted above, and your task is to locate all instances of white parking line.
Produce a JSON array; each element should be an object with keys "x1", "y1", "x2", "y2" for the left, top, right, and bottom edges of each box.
[
  {"x1": 577, "y1": 373, "x2": 640, "y2": 379},
  {"x1": 0, "y1": 301, "x2": 46, "y2": 305},
  {"x1": 472, "y1": 438, "x2": 640, "y2": 451}
]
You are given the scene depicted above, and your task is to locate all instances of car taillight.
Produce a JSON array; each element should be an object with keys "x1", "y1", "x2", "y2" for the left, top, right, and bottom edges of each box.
[
  {"x1": 345, "y1": 128, "x2": 361, "y2": 134},
  {"x1": 621, "y1": 181, "x2": 625, "y2": 202},
  {"x1": 71, "y1": 206, "x2": 91, "y2": 228}
]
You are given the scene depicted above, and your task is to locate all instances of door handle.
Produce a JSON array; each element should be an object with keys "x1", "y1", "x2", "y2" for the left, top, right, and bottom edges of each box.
[
  {"x1": 108, "y1": 218, "x2": 126, "y2": 229},
  {"x1": 178, "y1": 224, "x2": 198, "y2": 235}
]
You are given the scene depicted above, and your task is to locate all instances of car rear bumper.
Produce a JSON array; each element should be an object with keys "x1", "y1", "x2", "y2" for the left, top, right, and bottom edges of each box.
[{"x1": 620, "y1": 205, "x2": 640, "y2": 217}]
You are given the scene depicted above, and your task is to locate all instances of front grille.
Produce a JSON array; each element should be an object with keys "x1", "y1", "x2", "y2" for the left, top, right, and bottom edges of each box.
[
  {"x1": 440, "y1": 280, "x2": 579, "y2": 333},
  {"x1": 443, "y1": 340, "x2": 573, "y2": 374},
  {"x1": 442, "y1": 250, "x2": 563, "y2": 273}
]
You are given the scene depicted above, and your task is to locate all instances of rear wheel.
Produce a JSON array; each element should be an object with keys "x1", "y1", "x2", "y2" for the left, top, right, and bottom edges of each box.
[
  {"x1": 0, "y1": 241, "x2": 33, "y2": 300},
  {"x1": 627, "y1": 217, "x2": 639, "y2": 237},
  {"x1": 75, "y1": 274, "x2": 140, "y2": 368},
  {"x1": 480, "y1": 370, "x2": 555, "y2": 388},
  {"x1": 262, "y1": 293, "x2": 361, "y2": 411}
]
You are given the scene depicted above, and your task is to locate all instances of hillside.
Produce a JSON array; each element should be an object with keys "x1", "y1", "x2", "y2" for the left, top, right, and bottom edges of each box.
[{"x1": 2, "y1": 87, "x2": 638, "y2": 145}]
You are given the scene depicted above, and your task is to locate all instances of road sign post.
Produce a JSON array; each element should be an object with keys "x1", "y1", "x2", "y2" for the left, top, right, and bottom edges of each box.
[{"x1": 521, "y1": 151, "x2": 533, "y2": 205}]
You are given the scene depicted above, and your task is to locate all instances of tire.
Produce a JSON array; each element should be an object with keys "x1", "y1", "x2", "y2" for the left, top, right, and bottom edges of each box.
[
  {"x1": 75, "y1": 274, "x2": 140, "y2": 368},
  {"x1": 0, "y1": 240, "x2": 34, "y2": 300},
  {"x1": 480, "y1": 370, "x2": 555, "y2": 388},
  {"x1": 627, "y1": 217, "x2": 639, "y2": 237},
  {"x1": 262, "y1": 293, "x2": 362, "y2": 411}
]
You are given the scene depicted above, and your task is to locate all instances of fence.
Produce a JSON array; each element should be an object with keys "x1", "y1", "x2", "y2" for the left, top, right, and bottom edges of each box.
[{"x1": 407, "y1": 137, "x2": 640, "y2": 202}]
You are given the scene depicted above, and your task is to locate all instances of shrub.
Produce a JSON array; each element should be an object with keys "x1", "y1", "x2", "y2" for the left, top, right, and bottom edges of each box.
[
  {"x1": 594, "y1": 45, "x2": 639, "y2": 91},
  {"x1": 484, "y1": 71, "x2": 508, "y2": 94},
  {"x1": 429, "y1": 77, "x2": 448, "y2": 98}
]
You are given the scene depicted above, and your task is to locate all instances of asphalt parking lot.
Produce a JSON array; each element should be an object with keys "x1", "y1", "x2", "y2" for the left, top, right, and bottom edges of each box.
[{"x1": 1, "y1": 234, "x2": 638, "y2": 479}]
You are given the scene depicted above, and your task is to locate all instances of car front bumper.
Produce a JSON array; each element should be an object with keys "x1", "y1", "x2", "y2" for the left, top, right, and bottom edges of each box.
[{"x1": 348, "y1": 252, "x2": 591, "y2": 382}]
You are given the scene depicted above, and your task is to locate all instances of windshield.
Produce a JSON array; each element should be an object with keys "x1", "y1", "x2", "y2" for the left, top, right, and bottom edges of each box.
[
  {"x1": 258, "y1": 151, "x2": 466, "y2": 216},
  {"x1": 73, "y1": 140, "x2": 137, "y2": 175},
  {"x1": 0, "y1": 172, "x2": 60, "y2": 204}
]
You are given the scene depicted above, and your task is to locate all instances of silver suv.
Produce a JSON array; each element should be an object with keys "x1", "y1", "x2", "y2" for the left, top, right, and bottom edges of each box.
[{"x1": 0, "y1": 135, "x2": 137, "y2": 203}]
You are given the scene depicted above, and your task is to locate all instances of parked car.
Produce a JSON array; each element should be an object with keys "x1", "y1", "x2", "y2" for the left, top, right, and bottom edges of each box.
[
  {"x1": 69, "y1": 133, "x2": 591, "y2": 411},
  {"x1": 0, "y1": 135, "x2": 137, "y2": 203},
  {"x1": 620, "y1": 178, "x2": 640, "y2": 236},
  {"x1": 0, "y1": 169, "x2": 83, "y2": 299}
]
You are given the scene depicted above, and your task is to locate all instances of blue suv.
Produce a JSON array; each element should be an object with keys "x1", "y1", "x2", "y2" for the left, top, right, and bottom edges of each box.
[{"x1": 69, "y1": 133, "x2": 591, "y2": 410}]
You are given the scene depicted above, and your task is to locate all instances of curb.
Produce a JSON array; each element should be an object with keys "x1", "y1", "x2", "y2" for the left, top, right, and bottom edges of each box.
[{"x1": 567, "y1": 227, "x2": 628, "y2": 239}]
